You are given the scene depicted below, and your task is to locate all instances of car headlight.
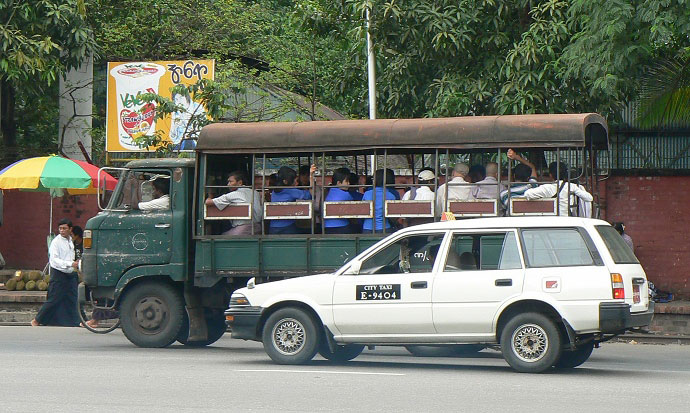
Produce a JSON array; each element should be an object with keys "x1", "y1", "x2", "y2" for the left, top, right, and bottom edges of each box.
[{"x1": 230, "y1": 293, "x2": 250, "y2": 307}]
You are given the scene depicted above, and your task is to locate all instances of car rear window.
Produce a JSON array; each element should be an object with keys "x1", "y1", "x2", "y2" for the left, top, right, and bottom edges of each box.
[
  {"x1": 521, "y1": 228, "x2": 594, "y2": 267},
  {"x1": 595, "y1": 225, "x2": 639, "y2": 264}
]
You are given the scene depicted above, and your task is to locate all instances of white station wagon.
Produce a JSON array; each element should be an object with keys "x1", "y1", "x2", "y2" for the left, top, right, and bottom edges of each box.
[{"x1": 225, "y1": 217, "x2": 654, "y2": 373}]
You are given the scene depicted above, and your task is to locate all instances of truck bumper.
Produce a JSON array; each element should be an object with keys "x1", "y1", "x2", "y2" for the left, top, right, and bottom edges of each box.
[
  {"x1": 225, "y1": 306, "x2": 263, "y2": 340},
  {"x1": 599, "y1": 301, "x2": 655, "y2": 333}
]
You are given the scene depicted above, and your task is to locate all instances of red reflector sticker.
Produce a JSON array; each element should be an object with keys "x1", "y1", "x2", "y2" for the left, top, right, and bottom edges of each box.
[{"x1": 633, "y1": 285, "x2": 641, "y2": 304}]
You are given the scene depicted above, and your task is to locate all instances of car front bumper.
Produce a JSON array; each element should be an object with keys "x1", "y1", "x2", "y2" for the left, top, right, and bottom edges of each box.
[
  {"x1": 599, "y1": 301, "x2": 655, "y2": 333},
  {"x1": 225, "y1": 306, "x2": 263, "y2": 340}
]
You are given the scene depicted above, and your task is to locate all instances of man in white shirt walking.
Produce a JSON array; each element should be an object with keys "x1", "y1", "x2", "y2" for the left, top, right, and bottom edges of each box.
[
  {"x1": 205, "y1": 170, "x2": 262, "y2": 235},
  {"x1": 523, "y1": 161, "x2": 593, "y2": 216},
  {"x1": 32, "y1": 218, "x2": 81, "y2": 327},
  {"x1": 436, "y1": 163, "x2": 472, "y2": 217}
]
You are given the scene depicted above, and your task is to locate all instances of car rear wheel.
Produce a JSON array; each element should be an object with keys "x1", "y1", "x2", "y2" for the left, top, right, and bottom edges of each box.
[
  {"x1": 318, "y1": 344, "x2": 365, "y2": 362},
  {"x1": 555, "y1": 342, "x2": 594, "y2": 369},
  {"x1": 500, "y1": 312, "x2": 562, "y2": 373},
  {"x1": 262, "y1": 308, "x2": 319, "y2": 365}
]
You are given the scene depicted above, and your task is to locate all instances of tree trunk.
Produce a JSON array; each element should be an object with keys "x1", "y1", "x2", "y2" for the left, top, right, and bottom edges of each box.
[{"x1": 0, "y1": 79, "x2": 18, "y2": 165}]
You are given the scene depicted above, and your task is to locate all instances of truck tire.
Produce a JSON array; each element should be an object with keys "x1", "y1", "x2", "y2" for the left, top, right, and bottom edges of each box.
[
  {"x1": 120, "y1": 282, "x2": 185, "y2": 348},
  {"x1": 177, "y1": 309, "x2": 227, "y2": 347},
  {"x1": 318, "y1": 344, "x2": 365, "y2": 362},
  {"x1": 500, "y1": 312, "x2": 562, "y2": 373},
  {"x1": 262, "y1": 308, "x2": 319, "y2": 365},
  {"x1": 554, "y1": 342, "x2": 594, "y2": 369}
]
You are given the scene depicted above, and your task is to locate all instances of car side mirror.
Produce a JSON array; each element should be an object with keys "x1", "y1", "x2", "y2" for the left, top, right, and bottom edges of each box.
[{"x1": 345, "y1": 260, "x2": 361, "y2": 275}]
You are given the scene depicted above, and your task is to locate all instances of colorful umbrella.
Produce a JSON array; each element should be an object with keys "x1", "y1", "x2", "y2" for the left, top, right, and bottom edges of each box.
[
  {"x1": 0, "y1": 156, "x2": 118, "y2": 232},
  {"x1": 0, "y1": 156, "x2": 117, "y2": 192}
]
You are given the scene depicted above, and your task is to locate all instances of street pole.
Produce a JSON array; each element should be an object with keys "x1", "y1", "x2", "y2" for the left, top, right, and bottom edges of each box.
[{"x1": 366, "y1": 7, "x2": 376, "y2": 172}]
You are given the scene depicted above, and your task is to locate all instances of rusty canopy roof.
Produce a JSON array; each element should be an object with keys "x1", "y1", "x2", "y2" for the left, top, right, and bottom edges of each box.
[{"x1": 196, "y1": 113, "x2": 608, "y2": 153}]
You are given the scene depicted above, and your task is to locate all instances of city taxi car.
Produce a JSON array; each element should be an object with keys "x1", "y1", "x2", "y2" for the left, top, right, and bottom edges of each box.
[{"x1": 225, "y1": 217, "x2": 654, "y2": 373}]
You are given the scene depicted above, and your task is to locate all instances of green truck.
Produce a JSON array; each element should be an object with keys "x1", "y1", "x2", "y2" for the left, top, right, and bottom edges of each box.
[{"x1": 80, "y1": 114, "x2": 608, "y2": 347}]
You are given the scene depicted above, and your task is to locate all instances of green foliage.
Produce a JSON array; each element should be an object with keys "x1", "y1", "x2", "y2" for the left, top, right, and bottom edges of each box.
[
  {"x1": 0, "y1": 0, "x2": 95, "y2": 85},
  {"x1": 637, "y1": 50, "x2": 690, "y2": 128}
]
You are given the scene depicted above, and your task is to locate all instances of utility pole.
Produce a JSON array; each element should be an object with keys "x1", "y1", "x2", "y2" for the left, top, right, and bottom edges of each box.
[{"x1": 366, "y1": 7, "x2": 377, "y2": 173}]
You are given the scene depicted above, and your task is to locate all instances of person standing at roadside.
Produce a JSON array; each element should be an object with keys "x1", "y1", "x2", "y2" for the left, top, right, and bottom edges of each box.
[
  {"x1": 31, "y1": 218, "x2": 80, "y2": 327},
  {"x1": 614, "y1": 222, "x2": 634, "y2": 250}
]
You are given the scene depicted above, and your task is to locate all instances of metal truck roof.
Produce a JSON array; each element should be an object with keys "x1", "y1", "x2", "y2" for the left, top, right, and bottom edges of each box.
[{"x1": 196, "y1": 113, "x2": 608, "y2": 154}]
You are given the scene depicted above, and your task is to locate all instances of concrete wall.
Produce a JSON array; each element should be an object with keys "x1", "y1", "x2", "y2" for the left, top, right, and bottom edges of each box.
[{"x1": 0, "y1": 191, "x2": 99, "y2": 269}]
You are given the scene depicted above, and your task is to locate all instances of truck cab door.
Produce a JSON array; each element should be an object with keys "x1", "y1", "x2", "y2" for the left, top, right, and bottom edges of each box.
[{"x1": 97, "y1": 173, "x2": 173, "y2": 284}]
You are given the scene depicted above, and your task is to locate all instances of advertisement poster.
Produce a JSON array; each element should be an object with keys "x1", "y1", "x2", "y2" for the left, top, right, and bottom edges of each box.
[{"x1": 106, "y1": 60, "x2": 215, "y2": 152}]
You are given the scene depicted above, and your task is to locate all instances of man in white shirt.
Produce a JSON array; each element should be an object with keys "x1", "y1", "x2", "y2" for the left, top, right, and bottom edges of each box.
[
  {"x1": 205, "y1": 170, "x2": 262, "y2": 235},
  {"x1": 402, "y1": 169, "x2": 436, "y2": 226},
  {"x1": 472, "y1": 162, "x2": 499, "y2": 200},
  {"x1": 402, "y1": 169, "x2": 436, "y2": 201},
  {"x1": 138, "y1": 177, "x2": 170, "y2": 211},
  {"x1": 523, "y1": 161, "x2": 593, "y2": 216},
  {"x1": 32, "y1": 218, "x2": 80, "y2": 327},
  {"x1": 436, "y1": 163, "x2": 472, "y2": 216}
]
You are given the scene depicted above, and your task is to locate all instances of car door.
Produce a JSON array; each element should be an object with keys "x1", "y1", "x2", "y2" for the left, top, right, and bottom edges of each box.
[
  {"x1": 332, "y1": 232, "x2": 446, "y2": 337},
  {"x1": 432, "y1": 230, "x2": 525, "y2": 335}
]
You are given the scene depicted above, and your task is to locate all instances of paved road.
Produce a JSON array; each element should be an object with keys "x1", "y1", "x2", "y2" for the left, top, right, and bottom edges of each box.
[{"x1": 2, "y1": 326, "x2": 689, "y2": 412}]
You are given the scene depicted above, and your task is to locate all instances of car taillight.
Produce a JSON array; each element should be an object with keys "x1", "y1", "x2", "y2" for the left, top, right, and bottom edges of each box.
[
  {"x1": 83, "y1": 230, "x2": 92, "y2": 249},
  {"x1": 611, "y1": 273, "x2": 625, "y2": 299}
]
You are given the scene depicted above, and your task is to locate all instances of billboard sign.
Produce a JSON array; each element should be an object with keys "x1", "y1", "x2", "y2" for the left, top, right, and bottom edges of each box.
[{"x1": 106, "y1": 60, "x2": 215, "y2": 152}]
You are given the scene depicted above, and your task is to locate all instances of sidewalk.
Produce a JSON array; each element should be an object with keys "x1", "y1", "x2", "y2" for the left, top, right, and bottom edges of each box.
[{"x1": 1, "y1": 266, "x2": 689, "y2": 343}]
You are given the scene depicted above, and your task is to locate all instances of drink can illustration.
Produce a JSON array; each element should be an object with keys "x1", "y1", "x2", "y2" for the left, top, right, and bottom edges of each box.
[{"x1": 109, "y1": 62, "x2": 166, "y2": 150}]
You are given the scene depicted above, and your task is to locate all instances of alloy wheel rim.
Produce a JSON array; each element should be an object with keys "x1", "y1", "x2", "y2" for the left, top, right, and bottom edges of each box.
[
  {"x1": 272, "y1": 318, "x2": 306, "y2": 356},
  {"x1": 511, "y1": 323, "x2": 549, "y2": 363}
]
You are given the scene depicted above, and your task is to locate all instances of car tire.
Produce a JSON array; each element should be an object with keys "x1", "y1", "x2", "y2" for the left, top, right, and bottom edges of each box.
[
  {"x1": 262, "y1": 308, "x2": 319, "y2": 365},
  {"x1": 176, "y1": 308, "x2": 227, "y2": 347},
  {"x1": 120, "y1": 281, "x2": 185, "y2": 348},
  {"x1": 554, "y1": 342, "x2": 594, "y2": 369},
  {"x1": 500, "y1": 312, "x2": 562, "y2": 373},
  {"x1": 318, "y1": 344, "x2": 365, "y2": 362}
]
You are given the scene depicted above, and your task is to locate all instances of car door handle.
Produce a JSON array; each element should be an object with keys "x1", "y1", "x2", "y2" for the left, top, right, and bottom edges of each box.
[
  {"x1": 155, "y1": 223, "x2": 171, "y2": 228},
  {"x1": 495, "y1": 279, "x2": 512, "y2": 287},
  {"x1": 632, "y1": 277, "x2": 645, "y2": 285},
  {"x1": 410, "y1": 281, "x2": 427, "y2": 289}
]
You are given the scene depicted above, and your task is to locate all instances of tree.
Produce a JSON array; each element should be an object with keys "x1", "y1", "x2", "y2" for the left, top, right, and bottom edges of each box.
[{"x1": 0, "y1": 0, "x2": 95, "y2": 164}]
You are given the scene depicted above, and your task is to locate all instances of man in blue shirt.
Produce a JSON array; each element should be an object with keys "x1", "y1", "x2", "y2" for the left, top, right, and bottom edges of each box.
[
  {"x1": 324, "y1": 168, "x2": 355, "y2": 233},
  {"x1": 362, "y1": 169, "x2": 400, "y2": 233},
  {"x1": 269, "y1": 166, "x2": 314, "y2": 234}
]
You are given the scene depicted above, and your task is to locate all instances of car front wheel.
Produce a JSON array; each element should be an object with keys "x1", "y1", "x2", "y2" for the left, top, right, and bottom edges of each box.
[
  {"x1": 500, "y1": 312, "x2": 562, "y2": 373},
  {"x1": 262, "y1": 308, "x2": 319, "y2": 365}
]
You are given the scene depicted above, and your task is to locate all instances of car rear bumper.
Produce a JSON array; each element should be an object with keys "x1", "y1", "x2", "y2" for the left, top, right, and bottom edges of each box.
[
  {"x1": 599, "y1": 301, "x2": 655, "y2": 333},
  {"x1": 225, "y1": 306, "x2": 263, "y2": 340}
]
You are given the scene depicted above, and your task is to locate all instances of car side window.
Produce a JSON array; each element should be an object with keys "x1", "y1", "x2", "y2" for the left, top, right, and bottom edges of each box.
[
  {"x1": 521, "y1": 228, "x2": 594, "y2": 267},
  {"x1": 359, "y1": 233, "x2": 445, "y2": 275},
  {"x1": 444, "y1": 232, "x2": 522, "y2": 271}
]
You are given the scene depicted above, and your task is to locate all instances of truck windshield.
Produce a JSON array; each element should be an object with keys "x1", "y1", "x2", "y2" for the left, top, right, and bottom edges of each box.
[{"x1": 107, "y1": 170, "x2": 169, "y2": 210}]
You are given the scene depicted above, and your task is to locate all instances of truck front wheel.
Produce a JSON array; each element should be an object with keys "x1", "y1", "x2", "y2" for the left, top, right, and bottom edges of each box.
[{"x1": 120, "y1": 281, "x2": 185, "y2": 348}]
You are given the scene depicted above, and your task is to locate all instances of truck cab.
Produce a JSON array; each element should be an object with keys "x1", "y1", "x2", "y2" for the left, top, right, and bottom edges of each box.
[{"x1": 82, "y1": 158, "x2": 228, "y2": 347}]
